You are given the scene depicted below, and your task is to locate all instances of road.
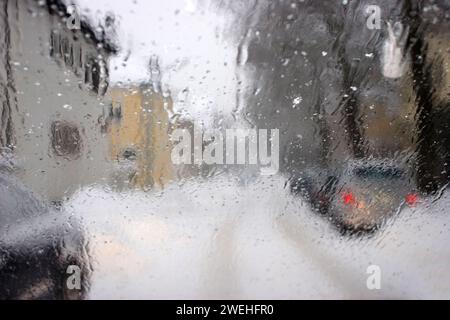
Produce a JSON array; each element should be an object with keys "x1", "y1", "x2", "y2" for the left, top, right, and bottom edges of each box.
[{"x1": 64, "y1": 174, "x2": 450, "y2": 299}]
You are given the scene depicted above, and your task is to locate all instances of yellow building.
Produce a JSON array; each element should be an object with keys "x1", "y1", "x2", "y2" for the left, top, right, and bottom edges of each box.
[{"x1": 108, "y1": 84, "x2": 174, "y2": 189}]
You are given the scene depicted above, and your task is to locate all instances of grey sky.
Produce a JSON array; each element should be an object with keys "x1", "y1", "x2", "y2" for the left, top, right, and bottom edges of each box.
[{"x1": 71, "y1": 0, "x2": 239, "y2": 125}]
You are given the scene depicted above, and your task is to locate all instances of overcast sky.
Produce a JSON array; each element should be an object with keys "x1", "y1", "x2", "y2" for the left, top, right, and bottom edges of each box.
[{"x1": 70, "y1": 0, "x2": 239, "y2": 125}]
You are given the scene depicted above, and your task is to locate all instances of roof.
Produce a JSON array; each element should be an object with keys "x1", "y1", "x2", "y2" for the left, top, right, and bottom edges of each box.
[{"x1": 44, "y1": 0, "x2": 119, "y2": 54}]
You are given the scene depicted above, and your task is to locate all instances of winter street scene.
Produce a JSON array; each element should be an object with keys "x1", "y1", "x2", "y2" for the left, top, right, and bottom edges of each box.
[{"x1": 1, "y1": 0, "x2": 450, "y2": 301}]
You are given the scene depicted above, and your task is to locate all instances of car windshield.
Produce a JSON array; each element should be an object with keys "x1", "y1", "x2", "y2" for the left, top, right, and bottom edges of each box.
[{"x1": 353, "y1": 166, "x2": 405, "y2": 179}]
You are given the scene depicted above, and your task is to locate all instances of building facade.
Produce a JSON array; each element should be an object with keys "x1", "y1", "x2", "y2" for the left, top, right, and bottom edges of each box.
[{"x1": 0, "y1": 0, "x2": 117, "y2": 201}]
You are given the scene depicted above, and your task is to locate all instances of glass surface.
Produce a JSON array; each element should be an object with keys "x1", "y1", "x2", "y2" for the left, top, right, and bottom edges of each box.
[{"x1": 1, "y1": 0, "x2": 450, "y2": 299}]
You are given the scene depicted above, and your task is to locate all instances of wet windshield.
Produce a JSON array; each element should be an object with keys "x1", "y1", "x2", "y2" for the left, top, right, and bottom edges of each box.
[{"x1": 1, "y1": 0, "x2": 450, "y2": 299}]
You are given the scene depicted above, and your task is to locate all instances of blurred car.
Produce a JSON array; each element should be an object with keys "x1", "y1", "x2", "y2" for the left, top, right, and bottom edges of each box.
[
  {"x1": 291, "y1": 159, "x2": 420, "y2": 234},
  {"x1": 0, "y1": 160, "x2": 89, "y2": 300},
  {"x1": 330, "y1": 159, "x2": 419, "y2": 233}
]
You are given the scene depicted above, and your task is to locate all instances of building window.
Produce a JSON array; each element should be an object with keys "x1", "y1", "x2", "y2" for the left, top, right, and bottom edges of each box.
[{"x1": 50, "y1": 121, "x2": 82, "y2": 159}]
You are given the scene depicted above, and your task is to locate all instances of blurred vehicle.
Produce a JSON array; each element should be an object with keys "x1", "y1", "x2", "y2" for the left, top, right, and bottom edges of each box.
[
  {"x1": 329, "y1": 159, "x2": 417, "y2": 233},
  {"x1": 0, "y1": 157, "x2": 89, "y2": 299},
  {"x1": 289, "y1": 159, "x2": 418, "y2": 234}
]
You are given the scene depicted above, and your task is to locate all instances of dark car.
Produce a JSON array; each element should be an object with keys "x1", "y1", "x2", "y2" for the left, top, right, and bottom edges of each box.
[
  {"x1": 329, "y1": 159, "x2": 419, "y2": 233},
  {"x1": 0, "y1": 156, "x2": 89, "y2": 299}
]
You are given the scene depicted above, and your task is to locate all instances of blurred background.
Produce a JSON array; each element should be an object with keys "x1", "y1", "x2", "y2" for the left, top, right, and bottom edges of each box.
[{"x1": 1, "y1": 0, "x2": 450, "y2": 299}]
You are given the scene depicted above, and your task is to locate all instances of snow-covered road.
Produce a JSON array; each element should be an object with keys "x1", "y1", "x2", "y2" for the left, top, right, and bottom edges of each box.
[{"x1": 64, "y1": 174, "x2": 450, "y2": 299}]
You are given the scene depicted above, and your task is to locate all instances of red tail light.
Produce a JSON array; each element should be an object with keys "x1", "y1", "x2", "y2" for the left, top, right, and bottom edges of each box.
[
  {"x1": 405, "y1": 193, "x2": 418, "y2": 207},
  {"x1": 342, "y1": 192, "x2": 355, "y2": 205}
]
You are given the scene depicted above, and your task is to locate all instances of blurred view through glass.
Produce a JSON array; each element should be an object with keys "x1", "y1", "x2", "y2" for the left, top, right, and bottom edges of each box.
[{"x1": 1, "y1": 0, "x2": 450, "y2": 299}]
